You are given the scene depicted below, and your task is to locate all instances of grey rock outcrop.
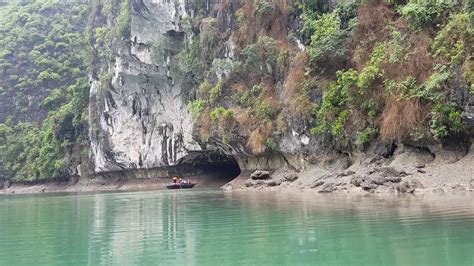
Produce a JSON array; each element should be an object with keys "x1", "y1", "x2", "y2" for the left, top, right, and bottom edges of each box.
[
  {"x1": 350, "y1": 167, "x2": 406, "y2": 192},
  {"x1": 250, "y1": 170, "x2": 271, "y2": 180},
  {"x1": 318, "y1": 183, "x2": 338, "y2": 193},
  {"x1": 89, "y1": 0, "x2": 201, "y2": 173}
]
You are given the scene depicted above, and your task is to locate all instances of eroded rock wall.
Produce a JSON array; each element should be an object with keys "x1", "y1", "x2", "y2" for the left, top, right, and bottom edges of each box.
[
  {"x1": 87, "y1": 0, "x2": 473, "y2": 178},
  {"x1": 89, "y1": 0, "x2": 201, "y2": 173}
]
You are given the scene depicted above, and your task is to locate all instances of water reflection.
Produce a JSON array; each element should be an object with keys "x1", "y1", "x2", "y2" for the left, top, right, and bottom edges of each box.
[{"x1": 0, "y1": 191, "x2": 473, "y2": 265}]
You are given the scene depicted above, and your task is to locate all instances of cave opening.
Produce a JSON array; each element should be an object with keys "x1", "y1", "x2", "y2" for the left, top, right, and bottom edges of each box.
[{"x1": 170, "y1": 151, "x2": 241, "y2": 187}]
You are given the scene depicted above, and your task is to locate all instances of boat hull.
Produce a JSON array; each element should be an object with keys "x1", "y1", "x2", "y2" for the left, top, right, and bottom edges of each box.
[{"x1": 166, "y1": 183, "x2": 196, "y2": 189}]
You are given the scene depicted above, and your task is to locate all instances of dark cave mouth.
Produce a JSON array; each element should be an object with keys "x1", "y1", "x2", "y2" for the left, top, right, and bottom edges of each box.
[{"x1": 170, "y1": 151, "x2": 241, "y2": 184}]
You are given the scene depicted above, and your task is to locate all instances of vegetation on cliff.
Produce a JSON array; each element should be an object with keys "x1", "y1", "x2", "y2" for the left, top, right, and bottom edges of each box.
[
  {"x1": 0, "y1": 0, "x2": 472, "y2": 181},
  {"x1": 182, "y1": 0, "x2": 472, "y2": 154},
  {"x1": 0, "y1": 0, "x2": 131, "y2": 181},
  {"x1": 0, "y1": 0, "x2": 91, "y2": 181}
]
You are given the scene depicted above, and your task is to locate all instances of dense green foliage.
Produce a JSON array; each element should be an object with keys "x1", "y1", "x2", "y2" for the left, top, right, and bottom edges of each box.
[
  {"x1": 302, "y1": 1, "x2": 358, "y2": 65},
  {"x1": 0, "y1": 0, "x2": 90, "y2": 122},
  {"x1": 0, "y1": 0, "x2": 91, "y2": 181},
  {"x1": 115, "y1": 0, "x2": 131, "y2": 39},
  {"x1": 0, "y1": 79, "x2": 90, "y2": 180},
  {"x1": 398, "y1": 0, "x2": 457, "y2": 30}
]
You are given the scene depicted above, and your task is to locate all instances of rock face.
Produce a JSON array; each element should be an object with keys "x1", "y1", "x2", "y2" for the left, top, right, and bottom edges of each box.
[
  {"x1": 250, "y1": 170, "x2": 271, "y2": 180},
  {"x1": 89, "y1": 0, "x2": 200, "y2": 173},
  {"x1": 350, "y1": 167, "x2": 406, "y2": 192},
  {"x1": 86, "y1": 0, "x2": 473, "y2": 179},
  {"x1": 87, "y1": 0, "x2": 323, "y2": 175}
]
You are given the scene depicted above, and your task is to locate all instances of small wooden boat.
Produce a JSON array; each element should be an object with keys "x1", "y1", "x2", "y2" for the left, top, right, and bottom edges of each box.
[{"x1": 166, "y1": 183, "x2": 196, "y2": 189}]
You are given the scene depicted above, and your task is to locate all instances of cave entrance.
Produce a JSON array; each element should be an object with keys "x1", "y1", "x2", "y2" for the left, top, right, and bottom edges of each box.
[{"x1": 170, "y1": 151, "x2": 241, "y2": 187}]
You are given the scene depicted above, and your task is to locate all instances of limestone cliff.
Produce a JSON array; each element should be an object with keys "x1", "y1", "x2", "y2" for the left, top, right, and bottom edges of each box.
[
  {"x1": 88, "y1": 0, "x2": 473, "y2": 177},
  {"x1": 89, "y1": 0, "x2": 200, "y2": 173},
  {"x1": 2, "y1": 0, "x2": 472, "y2": 183}
]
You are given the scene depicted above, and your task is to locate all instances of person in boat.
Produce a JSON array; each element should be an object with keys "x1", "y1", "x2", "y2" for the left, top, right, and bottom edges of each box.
[{"x1": 172, "y1": 176, "x2": 191, "y2": 185}]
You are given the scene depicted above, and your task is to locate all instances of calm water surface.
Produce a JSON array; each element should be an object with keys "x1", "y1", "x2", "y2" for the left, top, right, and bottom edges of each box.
[{"x1": 0, "y1": 190, "x2": 473, "y2": 265}]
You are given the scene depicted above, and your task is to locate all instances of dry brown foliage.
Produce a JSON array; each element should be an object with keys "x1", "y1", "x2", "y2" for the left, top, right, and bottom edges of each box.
[
  {"x1": 234, "y1": 107, "x2": 253, "y2": 135},
  {"x1": 216, "y1": 0, "x2": 245, "y2": 12},
  {"x1": 379, "y1": 97, "x2": 429, "y2": 141},
  {"x1": 384, "y1": 33, "x2": 434, "y2": 82},
  {"x1": 262, "y1": 94, "x2": 279, "y2": 111},
  {"x1": 247, "y1": 121, "x2": 274, "y2": 154},
  {"x1": 230, "y1": 82, "x2": 247, "y2": 94},
  {"x1": 463, "y1": 58, "x2": 474, "y2": 86},
  {"x1": 216, "y1": 109, "x2": 238, "y2": 143},
  {"x1": 260, "y1": 78, "x2": 277, "y2": 97},
  {"x1": 353, "y1": 3, "x2": 398, "y2": 69},
  {"x1": 351, "y1": 3, "x2": 437, "y2": 142},
  {"x1": 275, "y1": 112, "x2": 288, "y2": 134},
  {"x1": 197, "y1": 108, "x2": 212, "y2": 142},
  {"x1": 282, "y1": 52, "x2": 308, "y2": 103},
  {"x1": 280, "y1": 52, "x2": 316, "y2": 119},
  {"x1": 231, "y1": 0, "x2": 293, "y2": 50}
]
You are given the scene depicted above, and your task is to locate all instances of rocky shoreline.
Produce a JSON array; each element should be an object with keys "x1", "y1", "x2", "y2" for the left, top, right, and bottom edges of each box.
[
  {"x1": 0, "y1": 178, "x2": 168, "y2": 195},
  {"x1": 0, "y1": 174, "x2": 229, "y2": 195},
  {"x1": 224, "y1": 144, "x2": 474, "y2": 196},
  {"x1": 2, "y1": 144, "x2": 473, "y2": 196}
]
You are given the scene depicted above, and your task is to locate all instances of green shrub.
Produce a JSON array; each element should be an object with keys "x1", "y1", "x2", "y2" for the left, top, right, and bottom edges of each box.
[
  {"x1": 398, "y1": 1, "x2": 457, "y2": 30},
  {"x1": 238, "y1": 84, "x2": 264, "y2": 108},
  {"x1": 38, "y1": 71, "x2": 61, "y2": 81},
  {"x1": 301, "y1": 1, "x2": 357, "y2": 65},
  {"x1": 402, "y1": 76, "x2": 420, "y2": 96},
  {"x1": 419, "y1": 70, "x2": 450, "y2": 100},
  {"x1": 236, "y1": 9, "x2": 246, "y2": 29},
  {"x1": 188, "y1": 99, "x2": 206, "y2": 119},
  {"x1": 386, "y1": 68, "x2": 450, "y2": 101},
  {"x1": 307, "y1": 12, "x2": 349, "y2": 63},
  {"x1": 94, "y1": 27, "x2": 112, "y2": 49},
  {"x1": 198, "y1": 80, "x2": 213, "y2": 95},
  {"x1": 241, "y1": 36, "x2": 285, "y2": 75},
  {"x1": 356, "y1": 127, "x2": 377, "y2": 147},
  {"x1": 255, "y1": 1, "x2": 275, "y2": 17},
  {"x1": 115, "y1": 0, "x2": 131, "y2": 39},
  {"x1": 177, "y1": 39, "x2": 206, "y2": 81},
  {"x1": 310, "y1": 38, "x2": 387, "y2": 142},
  {"x1": 362, "y1": 99, "x2": 378, "y2": 120},
  {"x1": 241, "y1": 43, "x2": 259, "y2": 70},
  {"x1": 311, "y1": 69, "x2": 357, "y2": 137},
  {"x1": 40, "y1": 88, "x2": 63, "y2": 108},
  {"x1": 210, "y1": 107, "x2": 234, "y2": 121},
  {"x1": 256, "y1": 102, "x2": 276, "y2": 121},
  {"x1": 430, "y1": 102, "x2": 464, "y2": 140},
  {"x1": 265, "y1": 137, "x2": 278, "y2": 151},
  {"x1": 432, "y1": 12, "x2": 470, "y2": 64},
  {"x1": 209, "y1": 80, "x2": 223, "y2": 103},
  {"x1": 239, "y1": 91, "x2": 255, "y2": 108},
  {"x1": 210, "y1": 59, "x2": 241, "y2": 79},
  {"x1": 299, "y1": 1, "x2": 332, "y2": 35},
  {"x1": 251, "y1": 84, "x2": 263, "y2": 96}
]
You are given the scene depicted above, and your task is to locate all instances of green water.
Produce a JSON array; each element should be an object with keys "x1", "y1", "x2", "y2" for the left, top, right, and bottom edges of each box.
[{"x1": 0, "y1": 190, "x2": 473, "y2": 266}]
